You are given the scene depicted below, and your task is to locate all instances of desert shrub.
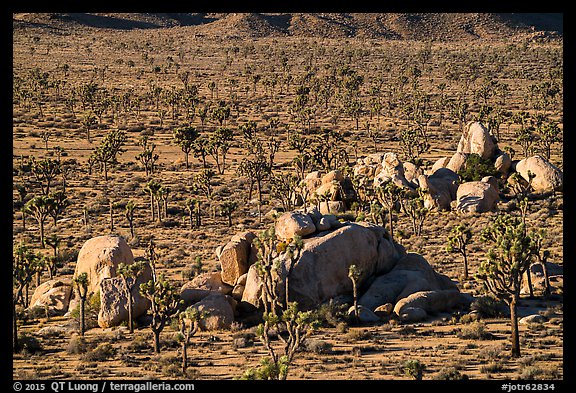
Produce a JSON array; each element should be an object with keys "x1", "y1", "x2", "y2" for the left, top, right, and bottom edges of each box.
[
  {"x1": 303, "y1": 338, "x2": 333, "y2": 354},
  {"x1": 397, "y1": 325, "x2": 417, "y2": 336},
  {"x1": 434, "y1": 367, "x2": 469, "y2": 380},
  {"x1": 459, "y1": 312, "x2": 480, "y2": 324},
  {"x1": 518, "y1": 365, "x2": 560, "y2": 380},
  {"x1": 316, "y1": 300, "x2": 348, "y2": 327},
  {"x1": 69, "y1": 292, "x2": 100, "y2": 330},
  {"x1": 458, "y1": 321, "x2": 492, "y2": 340},
  {"x1": 128, "y1": 334, "x2": 151, "y2": 351},
  {"x1": 345, "y1": 329, "x2": 372, "y2": 342},
  {"x1": 66, "y1": 334, "x2": 87, "y2": 355},
  {"x1": 470, "y1": 296, "x2": 505, "y2": 318},
  {"x1": 403, "y1": 359, "x2": 425, "y2": 380},
  {"x1": 458, "y1": 153, "x2": 498, "y2": 182},
  {"x1": 480, "y1": 361, "x2": 506, "y2": 374},
  {"x1": 18, "y1": 333, "x2": 43, "y2": 354},
  {"x1": 232, "y1": 332, "x2": 255, "y2": 349},
  {"x1": 81, "y1": 342, "x2": 116, "y2": 362}
]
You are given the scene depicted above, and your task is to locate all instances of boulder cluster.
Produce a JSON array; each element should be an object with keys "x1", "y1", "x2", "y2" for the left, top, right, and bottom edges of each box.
[{"x1": 352, "y1": 121, "x2": 563, "y2": 213}]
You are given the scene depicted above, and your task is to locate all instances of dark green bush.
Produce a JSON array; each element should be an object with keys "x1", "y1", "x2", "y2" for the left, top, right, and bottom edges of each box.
[{"x1": 458, "y1": 153, "x2": 498, "y2": 182}]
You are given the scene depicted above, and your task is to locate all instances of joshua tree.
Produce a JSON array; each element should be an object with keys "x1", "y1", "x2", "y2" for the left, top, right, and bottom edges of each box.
[
  {"x1": 400, "y1": 191, "x2": 429, "y2": 237},
  {"x1": 207, "y1": 127, "x2": 233, "y2": 175},
  {"x1": 446, "y1": 224, "x2": 473, "y2": 280},
  {"x1": 91, "y1": 129, "x2": 127, "y2": 181},
  {"x1": 29, "y1": 157, "x2": 61, "y2": 196},
  {"x1": 348, "y1": 265, "x2": 361, "y2": 325},
  {"x1": 24, "y1": 195, "x2": 54, "y2": 247},
  {"x1": 375, "y1": 182, "x2": 403, "y2": 242},
  {"x1": 48, "y1": 190, "x2": 69, "y2": 228},
  {"x1": 185, "y1": 198, "x2": 201, "y2": 229},
  {"x1": 219, "y1": 200, "x2": 238, "y2": 227},
  {"x1": 477, "y1": 214, "x2": 536, "y2": 358},
  {"x1": 118, "y1": 261, "x2": 148, "y2": 333},
  {"x1": 139, "y1": 274, "x2": 182, "y2": 353},
  {"x1": 144, "y1": 180, "x2": 162, "y2": 222},
  {"x1": 81, "y1": 112, "x2": 97, "y2": 143},
  {"x1": 14, "y1": 183, "x2": 28, "y2": 230},
  {"x1": 125, "y1": 200, "x2": 136, "y2": 238},
  {"x1": 73, "y1": 272, "x2": 89, "y2": 336},
  {"x1": 136, "y1": 136, "x2": 159, "y2": 176},
  {"x1": 178, "y1": 307, "x2": 204, "y2": 373},
  {"x1": 531, "y1": 229, "x2": 552, "y2": 298},
  {"x1": 173, "y1": 126, "x2": 199, "y2": 169},
  {"x1": 44, "y1": 234, "x2": 60, "y2": 279},
  {"x1": 13, "y1": 243, "x2": 44, "y2": 352},
  {"x1": 242, "y1": 227, "x2": 318, "y2": 380}
]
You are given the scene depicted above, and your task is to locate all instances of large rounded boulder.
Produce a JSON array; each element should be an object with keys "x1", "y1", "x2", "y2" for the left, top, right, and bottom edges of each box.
[
  {"x1": 456, "y1": 121, "x2": 497, "y2": 160},
  {"x1": 74, "y1": 235, "x2": 134, "y2": 295},
  {"x1": 515, "y1": 155, "x2": 563, "y2": 194}
]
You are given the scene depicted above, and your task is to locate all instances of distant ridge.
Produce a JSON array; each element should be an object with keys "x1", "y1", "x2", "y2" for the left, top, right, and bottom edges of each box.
[{"x1": 13, "y1": 13, "x2": 563, "y2": 41}]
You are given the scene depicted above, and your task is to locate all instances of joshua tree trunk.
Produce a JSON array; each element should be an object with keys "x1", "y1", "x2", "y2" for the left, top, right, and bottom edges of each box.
[
  {"x1": 13, "y1": 299, "x2": 19, "y2": 352},
  {"x1": 462, "y1": 248, "x2": 469, "y2": 280},
  {"x1": 22, "y1": 210, "x2": 26, "y2": 231},
  {"x1": 150, "y1": 194, "x2": 155, "y2": 221},
  {"x1": 181, "y1": 341, "x2": 188, "y2": 373},
  {"x1": 153, "y1": 329, "x2": 161, "y2": 354},
  {"x1": 525, "y1": 268, "x2": 534, "y2": 298},
  {"x1": 39, "y1": 220, "x2": 45, "y2": 248},
  {"x1": 509, "y1": 296, "x2": 521, "y2": 358},
  {"x1": 127, "y1": 291, "x2": 134, "y2": 334},
  {"x1": 80, "y1": 298, "x2": 86, "y2": 336}
]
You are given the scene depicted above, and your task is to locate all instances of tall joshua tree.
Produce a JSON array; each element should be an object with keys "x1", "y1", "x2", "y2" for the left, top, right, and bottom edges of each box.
[
  {"x1": 73, "y1": 272, "x2": 90, "y2": 336},
  {"x1": 476, "y1": 214, "x2": 535, "y2": 358},
  {"x1": 118, "y1": 261, "x2": 148, "y2": 333},
  {"x1": 446, "y1": 224, "x2": 473, "y2": 280},
  {"x1": 24, "y1": 195, "x2": 54, "y2": 248},
  {"x1": 91, "y1": 129, "x2": 127, "y2": 181},
  {"x1": 173, "y1": 126, "x2": 199, "y2": 169}
]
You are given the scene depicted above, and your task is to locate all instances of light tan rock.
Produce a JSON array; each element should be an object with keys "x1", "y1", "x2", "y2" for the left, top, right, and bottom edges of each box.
[
  {"x1": 318, "y1": 201, "x2": 346, "y2": 215},
  {"x1": 457, "y1": 121, "x2": 497, "y2": 160},
  {"x1": 374, "y1": 303, "x2": 394, "y2": 318},
  {"x1": 494, "y1": 150, "x2": 512, "y2": 176},
  {"x1": 446, "y1": 152, "x2": 468, "y2": 174},
  {"x1": 430, "y1": 157, "x2": 450, "y2": 174},
  {"x1": 97, "y1": 265, "x2": 152, "y2": 328},
  {"x1": 191, "y1": 293, "x2": 235, "y2": 331},
  {"x1": 456, "y1": 179, "x2": 499, "y2": 213},
  {"x1": 322, "y1": 170, "x2": 344, "y2": 184},
  {"x1": 74, "y1": 235, "x2": 134, "y2": 295},
  {"x1": 180, "y1": 272, "x2": 233, "y2": 305},
  {"x1": 515, "y1": 155, "x2": 563, "y2": 193},
  {"x1": 393, "y1": 289, "x2": 470, "y2": 322},
  {"x1": 219, "y1": 231, "x2": 256, "y2": 286},
  {"x1": 358, "y1": 253, "x2": 457, "y2": 311},
  {"x1": 28, "y1": 279, "x2": 72, "y2": 316},
  {"x1": 274, "y1": 211, "x2": 316, "y2": 241}
]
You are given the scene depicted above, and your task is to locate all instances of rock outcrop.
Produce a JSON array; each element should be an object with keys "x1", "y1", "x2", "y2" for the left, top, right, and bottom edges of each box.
[
  {"x1": 180, "y1": 272, "x2": 233, "y2": 305},
  {"x1": 28, "y1": 279, "x2": 72, "y2": 316},
  {"x1": 456, "y1": 176, "x2": 500, "y2": 213},
  {"x1": 515, "y1": 155, "x2": 563, "y2": 193},
  {"x1": 74, "y1": 235, "x2": 134, "y2": 295}
]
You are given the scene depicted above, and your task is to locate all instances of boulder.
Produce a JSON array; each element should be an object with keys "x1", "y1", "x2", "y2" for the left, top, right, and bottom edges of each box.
[
  {"x1": 397, "y1": 307, "x2": 428, "y2": 322},
  {"x1": 382, "y1": 152, "x2": 404, "y2": 177},
  {"x1": 374, "y1": 303, "x2": 394, "y2": 318},
  {"x1": 430, "y1": 157, "x2": 450, "y2": 174},
  {"x1": 312, "y1": 182, "x2": 340, "y2": 201},
  {"x1": 319, "y1": 201, "x2": 346, "y2": 215},
  {"x1": 242, "y1": 222, "x2": 404, "y2": 310},
  {"x1": 28, "y1": 279, "x2": 72, "y2": 316},
  {"x1": 97, "y1": 265, "x2": 152, "y2": 328},
  {"x1": 358, "y1": 253, "x2": 457, "y2": 311},
  {"x1": 515, "y1": 156, "x2": 563, "y2": 193},
  {"x1": 347, "y1": 305, "x2": 380, "y2": 323},
  {"x1": 403, "y1": 162, "x2": 423, "y2": 183},
  {"x1": 456, "y1": 179, "x2": 500, "y2": 213},
  {"x1": 180, "y1": 272, "x2": 233, "y2": 305},
  {"x1": 519, "y1": 314, "x2": 547, "y2": 325},
  {"x1": 219, "y1": 231, "x2": 256, "y2": 286},
  {"x1": 366, "y1": 152, "x2": 386, "y2": 165},
  {"x1": 275, "y1": 211, "x2": 317, "y2": 241},
  {"x1": 231, "y1": 284, "x2": 245, "y2": 301},
  {"x1": 456, "y1": 121, "x2": 497, "y2": 160},
  {"x1": 322, "y1": 170, "x2": 344, "y2": 184},
  {"x1": 521, "y1": 261, "x2": 563, "y2": 296},
  {"x1": 446, "y1": 152, "x2": 468, "y2": 174},
  {"x1": 191, "y1": 293, "x2": 236, "y2": 331},
  {"x1": 305, "y1": 171, "x2": 323, "y2": 193},
  {"x1": 353, "y1": 163, "x2": 375, "y2": 178},
  {"x1": 419, "y1": 168, "x2": 459, "y2": 211},
  {"x1": 494, "y1": 150, "x2": 512, "y2": 176},
  {"x1": 393, "y1": 289, "x2": 470, "y2": 322},
  {"x1": 74, "y1": 235, "x2": 134, "y2": 295}
]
